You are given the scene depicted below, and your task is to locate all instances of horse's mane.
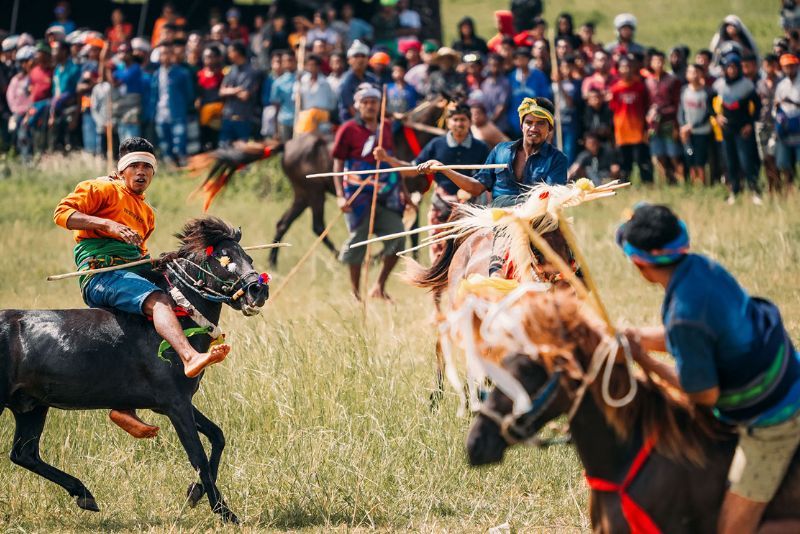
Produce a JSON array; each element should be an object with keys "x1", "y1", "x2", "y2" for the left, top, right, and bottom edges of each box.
[
  {"x1": 515, "y1": 290, "x2": 732, "y2": 465},
  {"x1": 161, "y1": 217, "x2": 242, "y2": 265}
]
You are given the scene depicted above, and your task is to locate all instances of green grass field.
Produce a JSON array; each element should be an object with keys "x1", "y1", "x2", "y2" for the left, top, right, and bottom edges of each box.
[
  {"x1": 0, "y1": 2, "x2": 795, "y2": 531},
  {"x1": 0, "y1": 151, "x2": 799, "y2": 532},
  {"x1": 441, "y1": 0, "x2": 777, "y2": 59}
]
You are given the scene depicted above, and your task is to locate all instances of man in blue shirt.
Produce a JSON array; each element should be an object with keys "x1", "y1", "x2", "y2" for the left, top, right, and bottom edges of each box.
[
  {"x1": 418, "y1": 97, "x2": 567, "y2": 207},
  {"x1": 418, "y1": 97, "x2": 567, "y2": 276},
  {"x1": 375, "y1": 102, "x2": 489, "y2": 261},
  {"x1": 150, "y1": 44, "x2": 194, "y2": 166},
  {"x1": 269, "y1": 50, "x2": 296, "y2": 141},
  {"x1": 620, "y1": 204, "x2": 800, "y2": 534},
  {"x1": 507, "y1": 47, "x2": 552, "y2": 138},
  {"x1": 337, "y1": 40, "x2": 378, "y2": 123}
]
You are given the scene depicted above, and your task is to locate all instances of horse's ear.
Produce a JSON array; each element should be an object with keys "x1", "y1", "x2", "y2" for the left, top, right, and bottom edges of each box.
[{"x1": 234, "y1": 227, "x2": 242, "y2": 243}]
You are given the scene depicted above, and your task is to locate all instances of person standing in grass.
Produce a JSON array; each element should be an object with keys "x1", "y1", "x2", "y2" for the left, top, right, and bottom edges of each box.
[
  {"x1": 620, "y1": 203, "x2": 800, "y2": 534},
  {"x1": 678, "y1": 63, "x2": 714, "y2": 186},
  {"x1": 712, "y1": 54, "x2": 762, "y2": 205},
  {"x1": 53, "y1": 136, "x2": 231, "y2": 439},
  {"x1": 754, "y1": 54, "x2": 782, "y2": 193},
  {"x1": 609, "y1": 55, "x2": 652, "y2": 184},
  {"x1": 774, "y1": 53, "x2": 800, "y2": 193},
  {"x1": 333, "y1": 84, "x2": 407, "y2": 301}
]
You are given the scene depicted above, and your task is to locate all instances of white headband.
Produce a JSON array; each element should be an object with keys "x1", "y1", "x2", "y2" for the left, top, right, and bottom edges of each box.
[
  {"x1": 355, "y1": 86, "x2": 381, "y2": 103},
  {"x1": 117, "y1": 151, "x2": 158, "y2": 175}
]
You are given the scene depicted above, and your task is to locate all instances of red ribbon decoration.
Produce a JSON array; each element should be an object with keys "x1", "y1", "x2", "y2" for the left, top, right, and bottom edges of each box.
[
  {"x1": 585, "y1": 434, "x2": 661, "y2": 534},
  {"x1": 205, "y1": 246, "x2": 214, "y2": 257}
]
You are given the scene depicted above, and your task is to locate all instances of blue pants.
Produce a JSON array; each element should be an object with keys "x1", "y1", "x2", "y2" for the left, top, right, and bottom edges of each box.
[
  {"x1": 81, "y1": 112, "x2": 99, "y2": 154},
  {"x1": 722, "y1": 130, "x2": 761, "y2": 195},
  {"x1": 776, "y1": 139, "x2": 800, "y2": 172},
  {"x1": 155, "y1": 120, "x2": 187, "y2": 162},
  {"x1": 562, "y1": 128, "x2": 578, "y2": 166},
  {"x1": 83, "y1": 270, "x2": 161, "y2": 315},
  {"x1": 219, "y1": 119, "x2": 252, "y2": 145}
]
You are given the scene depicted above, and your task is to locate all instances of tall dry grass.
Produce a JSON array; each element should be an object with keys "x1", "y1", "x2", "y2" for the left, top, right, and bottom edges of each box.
[{"x1": 0, "y1": 152, "x2": 797, "y2": 531}]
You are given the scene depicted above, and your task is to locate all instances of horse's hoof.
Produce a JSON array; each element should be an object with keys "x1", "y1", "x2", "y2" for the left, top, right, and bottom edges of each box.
[
  {"x1": 216, "y1": 502, "x2": 239, "y2": 524},
  {"x1": 186, "y1": 482, "x2": 204, "y2": 508},
  {"x1": 76, "y1": 495, "x2": 100, "y2": 512},
  {"x1": 429, "y1": 392, "x2": 442, "y2": 412},
  {"x1": 222, "y1": 510, "x2": 240, "y2": 524}
]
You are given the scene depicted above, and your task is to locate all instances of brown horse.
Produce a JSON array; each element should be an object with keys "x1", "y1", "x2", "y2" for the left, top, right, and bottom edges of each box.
[
  {"x1": 187, "y1": 96, "x2": 450, "y2": 266},
  {"x1": 465, "y1": 289, "x2": 800, "y2": 533}
]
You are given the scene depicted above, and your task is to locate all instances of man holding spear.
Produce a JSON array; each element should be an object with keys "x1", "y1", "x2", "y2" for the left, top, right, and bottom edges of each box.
[
  {"x1": 416, "y1": 96, "x2": 568, "y2": 274},
  {"x1": 53, "y1": 137, "x2": 231, "y2": 439},
  {"x1": 333, "y1": 84, "x2": 408, "y2": 300}
]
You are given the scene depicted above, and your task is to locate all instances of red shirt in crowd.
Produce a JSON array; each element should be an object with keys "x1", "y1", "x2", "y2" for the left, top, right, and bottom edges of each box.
[
  {"x1": 609, "y1": 76, "x2": 649, "y2": 146},
  {"x1": 644, "y1": 71, "x2": 682, "y2": 126},
  {"x1": 581, "y1": 72, "x2": 613, "y2": 98},
  {"x1": 29, "y1": 65, "x2": 54, "y2": 103},
  {"x1": 106, "y1": 23, "x2": 133, "y2": 52}
]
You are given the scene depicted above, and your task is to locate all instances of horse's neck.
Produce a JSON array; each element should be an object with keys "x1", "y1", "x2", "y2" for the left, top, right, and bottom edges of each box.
[
  {"x1": 569, "y1": 391, "x2": 643, "y2": 482},
  {"x1": 159, "y1": 274, "x2": 222, "y2": 327}
]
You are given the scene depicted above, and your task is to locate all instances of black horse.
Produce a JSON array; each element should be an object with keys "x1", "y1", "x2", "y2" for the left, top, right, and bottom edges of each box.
[
  {"x1": 0, "y1": 216, "x2": 268, "y2": 523},
  {"x1": 465, "y1": 291, "x2": 800, "y2": 532}
]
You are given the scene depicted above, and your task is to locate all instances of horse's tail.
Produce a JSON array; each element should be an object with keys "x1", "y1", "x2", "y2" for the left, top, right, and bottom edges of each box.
[{"x1": 404, "y1": 234, "x2": 461, "y2": 295}]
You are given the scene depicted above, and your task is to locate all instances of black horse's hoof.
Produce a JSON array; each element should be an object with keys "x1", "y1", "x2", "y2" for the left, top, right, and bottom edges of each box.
[
  {"x1": 215, "y1": 502, "x2": 239, "y2": 524},
  {"x1": 222, "y1": 510, "x2": 240, "y2": 524},
  {"x1": 76, "y1": 495, "x2": 100, "y2": 512},
  {"x1": 186, "y1": 482, "x2": 204, "y2": 508}
]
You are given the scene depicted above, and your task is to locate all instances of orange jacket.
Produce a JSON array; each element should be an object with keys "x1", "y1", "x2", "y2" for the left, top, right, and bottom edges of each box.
[{"x1": 53, "y1": 177, "x2": 155, "y2": 255}]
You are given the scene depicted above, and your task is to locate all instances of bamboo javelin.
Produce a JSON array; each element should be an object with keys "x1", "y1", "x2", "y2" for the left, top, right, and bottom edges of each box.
[
  {"x1": 550, "y1": 28, "x2": 563, "y2": 151},
  {"x1": 306, "y1": 164, "x2": 507, "y2": 179},
  {"x1": 556, "y1": 213, "x2": 613, "y2": 327},
  {"x1": 291, "y1": 37, "x2": 306, "y2": 139},
  {"x1": 362, "y1": 84, "x2": 388, "y2": 318},
  {"x1": 47, "y1": 243, "x2": 292, "y2": 281},
  {"x1": 270, "y1": 180, "x2": 371, "y2": 300}
]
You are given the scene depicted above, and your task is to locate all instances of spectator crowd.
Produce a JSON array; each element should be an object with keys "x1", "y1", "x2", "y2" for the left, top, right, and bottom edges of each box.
[{"x1": 1, "y1": 0, "x2": 800, "y2": 203}]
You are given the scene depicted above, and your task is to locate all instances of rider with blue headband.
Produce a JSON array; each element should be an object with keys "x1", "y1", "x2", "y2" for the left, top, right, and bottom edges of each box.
[{"x1": 620, "y1": 203, "x2": 800, "y2": 534}]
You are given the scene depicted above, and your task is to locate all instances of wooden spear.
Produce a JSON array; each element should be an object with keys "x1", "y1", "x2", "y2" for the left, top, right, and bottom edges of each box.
[
  {"x1": 306, "y1": 164, "x2": 507, "y2": 179},
  {"x1": 291, "y1": 36, "x2": 306, "y2": 139},
  {"x1": 362, "y1": 84, "x2": 388, "y2": 319},
  {"x1": 46, "y1": 243, "x2": 292, "y2": 281},
  {"x1": 269, "y1": 179, "x2": 372, "y2": 301}
]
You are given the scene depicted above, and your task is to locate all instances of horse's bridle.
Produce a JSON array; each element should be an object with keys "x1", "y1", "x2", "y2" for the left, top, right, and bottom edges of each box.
[
  {"x1": 478, "y1": 369, "x2": 563, "y2": 445},
  {"x1": 476, "y1": 298, "x2": 638, "y2": 446},
  {"x1": 164, "y1": 250, "x2": 263, "y2": 304}
]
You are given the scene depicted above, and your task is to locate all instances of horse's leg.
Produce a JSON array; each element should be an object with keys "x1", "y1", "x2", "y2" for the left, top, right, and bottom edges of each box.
[
  {"x1": 168, "y1": 404, "x2": 237, "y2": 523},
  {"x1": 429, "y1": 338, "x2": 445, "y2": 410},
  {"x1": 186, "y1": 406, "x2": 225, "y2": 508},
  {"x1": 310, "y1": 194, "x2": 337, "y2": 254},
  {"x1": 10, "y1": 406, "x2": 99, "y2": 511},
  {"x1": 270, "y1": 197, "x2": 308, "y2": 267}
]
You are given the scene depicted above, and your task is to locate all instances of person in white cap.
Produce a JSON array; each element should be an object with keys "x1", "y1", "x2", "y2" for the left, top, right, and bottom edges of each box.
[
  {"x1": 53, "y1": 137, "x2": 232, "y2": 438},
  {"x1": 604, "y1": 13, "x2": 646, "y2": 59},
  {"x1": 338, "y1": 40, "x2": 378, "y2": 121}
]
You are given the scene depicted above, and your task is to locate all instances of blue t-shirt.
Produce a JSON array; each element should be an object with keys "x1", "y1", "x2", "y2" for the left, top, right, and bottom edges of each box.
[
  {"x1": 473, "y1": 140, "x2": 567, "y2": 202},
  {"x1": 413, "y1": 133, "x2": 490, "y2": 195},
  {"x1": 507, "y1": 67, "x2": 553, "y2": 137},
  {"x1": 663, "y1": 253, "x2": 800, "y2": 426}
]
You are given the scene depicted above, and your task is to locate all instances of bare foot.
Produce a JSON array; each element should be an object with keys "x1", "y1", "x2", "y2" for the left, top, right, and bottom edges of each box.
[
  {"x1": 184, "y1": 344, "x2": 231, "y2": 378},
  {"x1": 109, "y1": 409, "x2": 160, "y2": 439},
  {"x1": 368, "y1": 285, "x2": 393, "y2": 302}
]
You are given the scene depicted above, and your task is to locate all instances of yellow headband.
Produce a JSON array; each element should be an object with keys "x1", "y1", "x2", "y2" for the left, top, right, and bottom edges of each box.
[{"x1": 517, "y1": 98, "x2": 554, "y2": 127}]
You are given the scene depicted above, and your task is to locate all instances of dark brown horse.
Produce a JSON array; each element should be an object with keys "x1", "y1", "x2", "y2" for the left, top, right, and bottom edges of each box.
[
  {"x1": 188, "y1": 96, "x2": 449, "y2": 266},
  {"x1": 465, "y1": 289, "x2": 800, "y2": 533}
]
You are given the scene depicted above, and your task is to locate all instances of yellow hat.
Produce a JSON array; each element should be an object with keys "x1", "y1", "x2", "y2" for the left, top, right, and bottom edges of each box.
[{"x1": 517, "y1": 98, "x2": 554, "y2": 127}]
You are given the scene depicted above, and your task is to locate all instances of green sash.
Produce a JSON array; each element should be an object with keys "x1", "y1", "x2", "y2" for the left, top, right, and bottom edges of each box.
[{"x1": 73, "y1": 238, "x2": 150, "y2": 289}]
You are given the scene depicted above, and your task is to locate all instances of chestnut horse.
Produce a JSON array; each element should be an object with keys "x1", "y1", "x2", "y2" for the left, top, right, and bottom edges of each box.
[{"x1": 465, "y1": 289, "x2": 800, "y2": 532}]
